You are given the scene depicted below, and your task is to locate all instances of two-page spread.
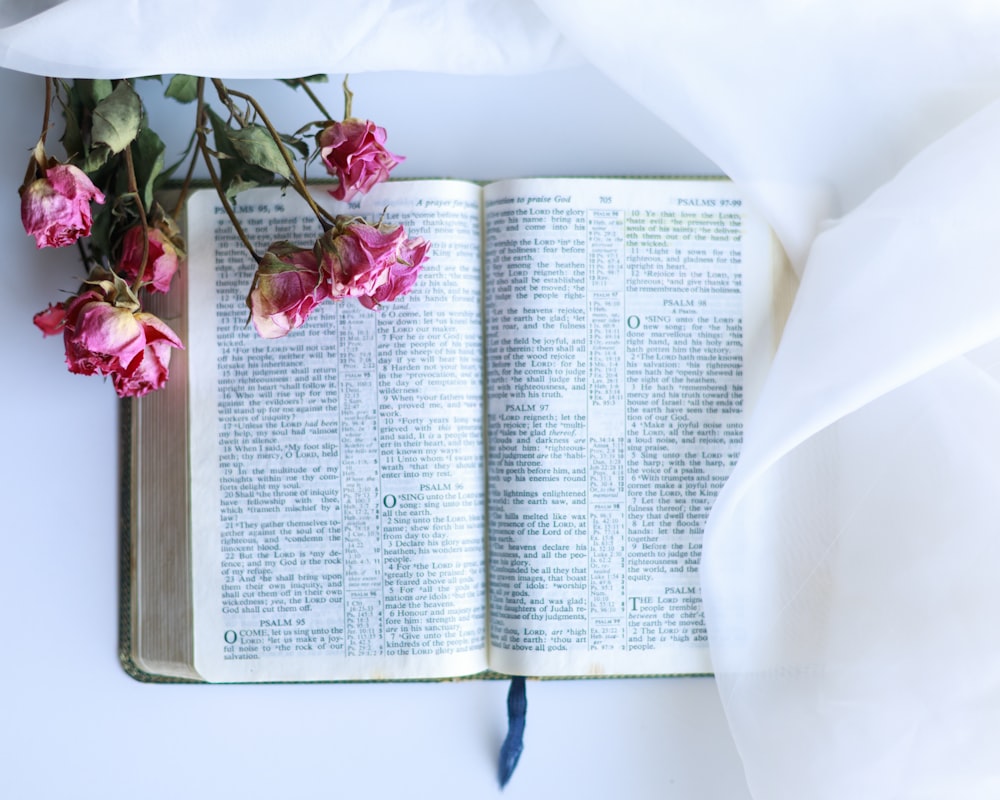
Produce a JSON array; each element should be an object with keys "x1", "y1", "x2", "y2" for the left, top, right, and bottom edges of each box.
[{"x1": 125, "y1": 177, "x2": 787, "y2": 682}]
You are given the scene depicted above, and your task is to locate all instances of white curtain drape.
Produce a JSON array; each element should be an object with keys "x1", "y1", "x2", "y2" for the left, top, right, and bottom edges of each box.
[{"x1": 8, "y1": 2, "x2": 1000, "y2": 796}]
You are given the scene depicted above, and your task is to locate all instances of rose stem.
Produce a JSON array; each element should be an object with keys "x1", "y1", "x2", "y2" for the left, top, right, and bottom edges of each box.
[{"x1": 212, "y1": 79, "x2": 335, "y2": 230}]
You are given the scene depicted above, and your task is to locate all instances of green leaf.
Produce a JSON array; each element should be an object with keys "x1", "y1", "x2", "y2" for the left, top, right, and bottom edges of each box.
[
  {"x1": 228, "y1": 125, "x2": 294, "y2": 180},
  {"x1": 158, "y1": 130, "x2": 197, "y2": 186},
  {"x1": 81, "y1": 143, "x2": 111, "y2": 173},
  {"x1": 76, "y1": 78, "x2": 113, "y2": 107},
  {"x1": 132, "y1": 127, "x2": 166, "y2": 209},
  {"x1": 280, "y1": 133, "x2": 310, "y2": 161},
  {"x1": 91, "y1": 82, "x2": 142, "y2": 154},
  {"x1": 224, "y1": 173, "x2": 268, "y2": 199},
  {"x1": 165, "y1": 74, "x2": 199, "y2": 104},
  {"x1": 87, "y1": 203, "x2": 115, "y2": 263},
  {"x1": 206, "y1": 106, "x2": 238, "y2": 157},
  {"x1": 60, "y1": 106, "x2": 84, "y2": 162},
  {"x1": 56, "y1": 81, "x2": 87, "y2": 160},
  {"x1": 206, "y1": 107, "x2": 276, "y2": 200}
]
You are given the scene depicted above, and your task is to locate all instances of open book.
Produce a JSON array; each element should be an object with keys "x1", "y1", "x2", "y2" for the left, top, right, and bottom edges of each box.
[{"x1": 123, "y1": 177, "x2": 790, "y2": 682}]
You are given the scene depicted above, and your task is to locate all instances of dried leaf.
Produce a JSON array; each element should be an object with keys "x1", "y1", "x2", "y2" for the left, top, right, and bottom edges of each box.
[{"x1": 91, "y1": 82, "x2": 142, "y2": 154}]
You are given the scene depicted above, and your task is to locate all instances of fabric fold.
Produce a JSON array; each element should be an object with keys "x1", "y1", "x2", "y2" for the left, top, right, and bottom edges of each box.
[
  {"x1": 0, "y1": 0, "x2": 581, "y2": 78},
  {"x1": 696, "y1": 54, "x2": 1000, "y2": 800}
]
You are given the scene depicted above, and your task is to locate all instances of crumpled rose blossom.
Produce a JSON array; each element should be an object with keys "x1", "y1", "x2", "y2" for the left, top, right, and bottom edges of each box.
[
  {"x1": 320, "y1": 218, "x2": 404, "y2": 299},
  {"x1": 111, "y1": 325, "x2": 182, "y2": 398},
  {"x1": 119, "y1": 218, "x2": 183, "y2": 293},
  {"x1": 318, "y1": 217, "x2": 430, "y2": 309},
  {"x1": 20, "y1": 163, "x2": 105, "y2": 248},
  {"x1": 247, "y1": 242, "x2": 330, "y2": 339},
  {"x1": 317, "y1": 119, "x2": 403, "y2": 202},
  {"x1": 357, "y1": 235, "x2": 431, "y2": 310},
  {"x1": 34, "y1": 273, "x2": 183, "y2": 397}
]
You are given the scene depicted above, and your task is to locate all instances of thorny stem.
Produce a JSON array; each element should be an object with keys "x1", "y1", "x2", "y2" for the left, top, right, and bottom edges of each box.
[
  {"x1": 211, "y1": 80, "x2": 251, "y2": 127},
  {"x1": 199, "y1": 142, "x2": 262, "y2": 264},
  {"x1": 171, "y1": 149, "x2": 199, "y2": 220},
  {"x1": 76, "y1": 239, "x2": 93, "y2": 272},
  {"x1": 197, "y1": 81, "x2": 262, "y2": 264},
  {"x1": 171, "y1": 133, "x2": 200, "y2": 219},
  {"x1": 297, "y1": 78, "x2": 333, "y2": 121},
  {"x1": 212, "y1": 78, "x2": 336, "y2": 229},
  {"x1": 40, "y1": 77, "x2": 53, "y2": 145},
  {"x1": 342, "y1": 75, "x2": 353, "y2": 119},
  {"x1": 23, "y1": 77, "x2": 54, "y2": 186},
  {"x1": 123, "y1": 142, "x2": 150, "y2": 295}
]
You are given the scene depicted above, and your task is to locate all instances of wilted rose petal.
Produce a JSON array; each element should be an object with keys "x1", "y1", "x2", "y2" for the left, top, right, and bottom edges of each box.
[{"x1": 33, "y1": 302, "x2": 68, "y2": 336}]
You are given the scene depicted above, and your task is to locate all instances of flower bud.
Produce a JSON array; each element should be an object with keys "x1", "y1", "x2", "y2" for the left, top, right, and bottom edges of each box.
[
  {"x1": 20, "y1": 162, "x2": 105, "y2": 248},
  {"x1": 317, "y1": 119, "x2": 403, "y2": 202},
  {"x1": 247, "y1": 242, "x2": 330, "y2": 339},
  {"x1": 119, "y1": 214, "x2": 184, "y2": 294}
]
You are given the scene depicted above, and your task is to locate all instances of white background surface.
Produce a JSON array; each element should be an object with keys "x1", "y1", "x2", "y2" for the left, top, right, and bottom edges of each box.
[{"x1": 0, "y1": 65, "x2": 752, "y2": 799}]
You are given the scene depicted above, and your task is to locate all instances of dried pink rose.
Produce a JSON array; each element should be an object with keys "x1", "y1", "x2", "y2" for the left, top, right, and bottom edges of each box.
[
  {"x1": 317, "y1": 119, "x2": 403, "y2": 202},
  {"x1": 110, "y1": 321, "x2": 182, "y2": 397},
  {"x1": 319, "y1": 217, "x2": 429, "y2": 309},
  {"x1": 119, "y1": 221, "x2": 182, "y2": 294},
  {"x1": 357, "y1": 236, "x2": 430, "y2": 310},
  {"x1": 320, "y1": 218, "x2": 404, "y2": 300},
  {"x1": 20, "y1": 163, "x2": 105, "y2": 248},
  {"x1": 248, "y1": 242, "x2": 330, "y2": 339},
  {"x1": 52, "y1": 274, "x2": 183, "y2": 397}
]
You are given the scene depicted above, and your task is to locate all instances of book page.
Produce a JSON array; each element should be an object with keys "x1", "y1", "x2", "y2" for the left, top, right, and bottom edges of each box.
[
  {"x1": 187, "y1": 180, "x2": 487, "y2": 682},
  {"x1": 483, "y1": 178, "x2": 778, "y2": 676}
]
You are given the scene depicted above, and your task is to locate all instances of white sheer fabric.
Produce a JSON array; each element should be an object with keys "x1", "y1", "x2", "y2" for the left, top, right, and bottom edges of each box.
[
  {"x1": 7, "y1": 2, "x2": 1000, "y2": 796},
  {"x1": 0, "y1": 0, "x2": 580, "y2": 76}
]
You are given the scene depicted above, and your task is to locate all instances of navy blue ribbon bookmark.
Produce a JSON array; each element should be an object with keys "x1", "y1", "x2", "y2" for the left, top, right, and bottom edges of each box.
[{"x1": 498, "y1": 676, "x2": 527, "y2": 788}]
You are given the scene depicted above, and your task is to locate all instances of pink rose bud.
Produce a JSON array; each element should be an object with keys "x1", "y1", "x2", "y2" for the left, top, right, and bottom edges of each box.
[
  {"x1": 317, "y1": 119, "x2": 403, "y2": 202},
  {"x1": 119, "y1": 219, "x2": 183, "y2": 294},
  {"x1": 319, "y1": 217, "x2": 429, "y2": 309},
  {"x1": 58, "y1": 273, "x2": 183, "y2": 397},
  {"x1": 248, "y1": 242, "x2": 330, "y2": 339},
  {"x1": 20, "y1": 163, "x2": 105, "y2": 248}
]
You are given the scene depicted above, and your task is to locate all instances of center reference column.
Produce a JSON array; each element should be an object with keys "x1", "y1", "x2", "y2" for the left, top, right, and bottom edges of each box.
[
  {"x1": 584, "y1": 208, "x2": 628, "y2": 652},
  {"x1": 336, "y1": 305, "x2": 384, "y2": 657}
]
